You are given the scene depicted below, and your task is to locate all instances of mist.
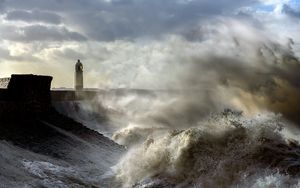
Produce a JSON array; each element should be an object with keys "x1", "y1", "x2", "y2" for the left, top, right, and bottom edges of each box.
[
  {"x1": 74, "y1": 18, "x2": 300, "y2": 129},
  {"x1": 51, "y1": 18, "x2": 300, "y2": 150},
  {"x1": 1, "y1": 1, "x2": 300, "y2": 187}
]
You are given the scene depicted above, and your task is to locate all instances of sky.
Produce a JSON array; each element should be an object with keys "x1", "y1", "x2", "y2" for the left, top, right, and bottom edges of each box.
[{"x1": 0, "y1": 0, "x2": 299, "y2": 89}]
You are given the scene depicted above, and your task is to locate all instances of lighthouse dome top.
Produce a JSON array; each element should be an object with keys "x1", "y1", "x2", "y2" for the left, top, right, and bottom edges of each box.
[{"x1": 75, "y1": 59, "x2": 83, "y2": 71}]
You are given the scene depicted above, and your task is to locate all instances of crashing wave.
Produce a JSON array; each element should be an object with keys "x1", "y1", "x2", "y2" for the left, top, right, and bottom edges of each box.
[{"x1": 113, "y1": 110, "x2": 300, "y2": 188}]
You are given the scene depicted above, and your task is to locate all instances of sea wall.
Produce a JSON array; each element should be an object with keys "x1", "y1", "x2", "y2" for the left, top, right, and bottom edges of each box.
[{"x1": 0, "y1": 74, "x2": 53, "y2": 118}]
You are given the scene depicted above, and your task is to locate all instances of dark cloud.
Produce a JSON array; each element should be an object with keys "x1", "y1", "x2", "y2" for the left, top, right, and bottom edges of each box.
[
  {"x1": 2, "y1": 25, "x2": 87, "y2": 42},
  {"x1": 69, "y1": 0, "x2": 259, "y2": 41},
  {"x1": 282, "y1": 4, "x2": 300, "y2": 18},
  {"x1": 0, "y1": 3, "x2": 3, "y2": 12},
  {"x1": 1, "y1": 0, "x2": 104, "y2": 12},
  {"x1": 5, "y1": 10, "x2": 62, "y2": 24},
  {"x1": 0, "y1": 0, "x2": 259, "y2": 41}
]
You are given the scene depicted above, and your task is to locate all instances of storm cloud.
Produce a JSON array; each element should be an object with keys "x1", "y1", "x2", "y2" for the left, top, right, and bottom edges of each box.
[
  {"x1": 0, "y1": 0, "x2": 259, "y2": 41},
  {"x1": 282, "y1": 4, "x2": 300, "y2": 18},
  {"x1": 1, "y1": 25, "x2": 87, "y2": 42},
  {"x1": 0, "y1": 0, "x2": 300, "y2": 124},
  {"x1": 5, "y1": 10, "x2": 62, "y2": 24}
]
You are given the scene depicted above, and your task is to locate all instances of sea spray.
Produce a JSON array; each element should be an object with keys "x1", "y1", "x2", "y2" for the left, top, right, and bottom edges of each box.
[
  {"x1": 53, "y1": 92, "x2": 300, "y2": 187},
  {"x1": 113, "y1": 111, "x2": 300, "y2": 188}
]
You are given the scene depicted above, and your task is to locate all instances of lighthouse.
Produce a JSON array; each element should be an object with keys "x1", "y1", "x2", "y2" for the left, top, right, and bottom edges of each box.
[{"x1": 75, "y1": 59, "x2": 83, "y2": 90}]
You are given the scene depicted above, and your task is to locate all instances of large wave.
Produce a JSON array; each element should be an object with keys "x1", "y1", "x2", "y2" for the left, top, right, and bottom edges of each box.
[
  {"x1": 111, "y1": 110, "x2": 300, "y2": 188},
  {"x1": 52, "y1": 88, "x2": 300, "y2": 188},
  {"x1": 48, "y1": 19, "x2": 300, "y2": 187}
]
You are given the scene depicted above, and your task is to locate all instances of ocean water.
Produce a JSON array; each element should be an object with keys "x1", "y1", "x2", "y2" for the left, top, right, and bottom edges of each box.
[
  {"x1": 1, "y1": 90, "x2": 300, "y2": 188},
  {"x1": 113, "y1": 112, "x2": 300, "y2": 188}
]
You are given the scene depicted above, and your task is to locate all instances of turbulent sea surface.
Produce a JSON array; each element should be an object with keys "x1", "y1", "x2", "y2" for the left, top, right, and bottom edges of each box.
[{"x1": 2, "y1": 90, "x2": 300, "y2": 188}]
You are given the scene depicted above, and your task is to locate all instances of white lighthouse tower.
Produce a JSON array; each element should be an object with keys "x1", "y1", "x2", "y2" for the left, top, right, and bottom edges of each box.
[{"x1": 75, "y1": 59, "x2": 83, "y2": 90}]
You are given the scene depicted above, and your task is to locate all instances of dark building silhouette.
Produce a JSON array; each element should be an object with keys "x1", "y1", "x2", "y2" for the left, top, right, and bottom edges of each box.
[
  {"x1": 75, "y1": 59, "x2": 83, "y2": 90},
  {"x1": 0, "y1": 74, "x2": 52, "y2": 117}
]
